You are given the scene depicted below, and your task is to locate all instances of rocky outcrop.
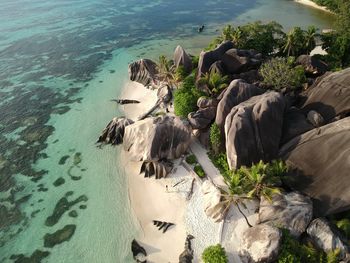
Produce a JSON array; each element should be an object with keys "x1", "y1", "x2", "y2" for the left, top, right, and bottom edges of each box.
[
  {"x1": 140, "y1": 160, "x2": 173, "y2": 179},
  {"x1": 201, "y1": 180, "x2": 225, "y2": 222},
  {"x1": 221, "y1": 48, "x2": 262, "y2": 74},
  {"x1": 188, "y1": 107, "x2": 216, "y2": 130},
  {"x1": 215, "y1": 79, "x2": 264, "y2": 137},
  {"x1": 197, "y1": 41, "x2": 234, "y2": 77},
  {"x1": 157, "y1": 84, "x2": 172, "y2": 103},
  {"x1": 179, "y1": 235, "x2": 194, "y2": 263},
  {"x1": 239, "y1": 224, "x2": 281, "y2": 263},
  {"x1": 97, "y1": 117, "x2": 134, "y2": 145},
  {"x1": 302, "y1": 67, "x2": 350, "y2": 122},
  {"x1": 307, "y1": 110, "x2": 324, "y2": 127},
  {"x1": 131, "y1": 239, "x2": 147, "y2": 263},
  {"x1": 225, "y1": 92, "x2": 286, "y2": 169},
  {"x1": 128, "y1": 59, "x2": 158, "y2": 86},
  {"x1": 279, "y1": 117, "x2": 350, "y2": 216},
  {"x1": 232, "y1": 69, "x2": 260, "y2": 84},
  {"x1": 307, "y1": 218, "x2": 350, "y2": 260},
  {"x1": 209, "y1": 61, "x2": 225, "y2": 76},
  {"x1": 174, "y1": 45, "x2": 192, "y2": 74},
  {"x1": 258, "y1": 192, "x2": 313, "y2": 238},
  {"x1": 123, "y1": 116, "x2": 191, "y2": 161},
  {"x1": 296, "y1": 55, "x2": 328, "y2": 76},
  {"x1": 197, "y1": 97, "x2": 218, "y2": 109}
]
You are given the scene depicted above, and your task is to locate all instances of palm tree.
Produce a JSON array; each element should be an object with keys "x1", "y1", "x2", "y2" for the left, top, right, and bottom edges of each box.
[
  {"x1": 282, "y1": 27, "x2": 305, "y2": 56},
  {"x1": 157, "y1": 55, "x2": 176, "y2": 87},
  {"x1": 198, "y1": 72, "x2": 229, "y2": 95},
  {"x1": 304, "y1": 26, "x2": 318, "y2": 55}
]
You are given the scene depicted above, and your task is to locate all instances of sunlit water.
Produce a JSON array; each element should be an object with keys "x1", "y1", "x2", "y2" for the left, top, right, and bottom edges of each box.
[{"x1": 0, "y1": 0, "x2": 332, "y2": 262}]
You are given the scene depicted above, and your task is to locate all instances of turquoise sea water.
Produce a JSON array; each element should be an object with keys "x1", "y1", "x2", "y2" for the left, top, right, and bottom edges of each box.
[{"x1": 0, "y1": 0, "x2": 332, "y2": 262}]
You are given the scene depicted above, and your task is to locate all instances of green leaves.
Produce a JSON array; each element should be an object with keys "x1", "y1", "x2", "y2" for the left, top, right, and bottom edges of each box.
[
  {"x1": 202, "y1": 244, "x2": 228, "y2": 263},
  {"x1": 209, "y1": 123, "x2": 222, "y2": 155}
]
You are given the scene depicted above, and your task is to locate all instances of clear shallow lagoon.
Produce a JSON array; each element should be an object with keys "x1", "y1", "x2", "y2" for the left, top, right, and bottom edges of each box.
[{"x1": 0, "y1": 0, "x2": 332, "y2": 262}]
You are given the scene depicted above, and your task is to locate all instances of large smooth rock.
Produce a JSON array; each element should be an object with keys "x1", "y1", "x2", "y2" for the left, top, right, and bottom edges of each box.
[
  {"x1": 296, "y1": 55, "x2": 328, "y2": 76},
  {"x1": 197, "y1": 41, "x2": 234, "y2": 77},
  {"x1": 97, "y1": 117, "x2": 134, "y2": 145},
  {"x1": 197, "y1": 97, "x2": 218, "y2": 109},
  {"x1": 279, "y1": 117, "x2": 350, "y2": 216},
  {"x1": 307, "y1": 218, "x2": 350, "y2": 260},
  {"x1": 221, "y1": 49, "x2": 262, "y2": 74},
  {"x1": 123, "y1": 116, "x2": 191, "y2": 161},
  {"x1": 157, "y1": 84, "x2": 172, "y2": 103},
  {"x1": 307, "y1": 110, "x2": 324, "y2": 127},
  {"x1": 179, "y1": 235, "x2": 194, "y2": 263},
  {"x1": 225, "y1": 92, "x2": 286, "y2": 169},
  {"x1": 209, "y1": 60, "x2": 225, "y2": 76},
  {"x1": 239, "y1": 224, "x2": 281, "y2": 263},
  {"x1": 302, "y1": 67, "x2": 350, "y2": 122},
  {"x1": 258, "y1": 192, "x2": 313, "y2": 238},
  {"x1": 188, "y1": 107, "x2": 216, "y2": 130},
  {"x1": 174, "y1": 45, "x2": 192, "y2": 73},
  {"x1": 201, "y1": 180, "x2": 225, "y2": 222},
  {"x1": 215, "y1": 79, "x2": 264, "y2": 136},
  {"x1": 128, "y1": 59, "x2": 158, "y2": 86},
  {"x1": 131, "y1": 239, "x2": 147, "y2": 263}
]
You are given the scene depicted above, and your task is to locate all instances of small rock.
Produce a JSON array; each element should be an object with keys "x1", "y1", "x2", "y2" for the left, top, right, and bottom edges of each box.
[
  {"x1": 239, "y1": 224, "x2": 281, "y2": 263},
  {"x1": 307, "y1": 110, "x2": 324, "y2": 127},
  {"x1": 307, "y1": 218, "x2": 350, "y2": 260}
]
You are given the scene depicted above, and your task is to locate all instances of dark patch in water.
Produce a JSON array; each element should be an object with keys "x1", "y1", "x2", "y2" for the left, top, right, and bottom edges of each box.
[
  {"x1": 68, "y1": 210, "x2": 78, "y2": 218},
  {"x1": 31, "y1": 210, "x2": 40, "y2": 218},
  {"x1": 65, "y1": 191, "x2": 74, "y2": 197},
  {"x1": 109, "y1": 69, "x2": 116, "y2": 73},
  {"x1": 45, "y1": 194, "x2": 88, "y2": 226},
  {"x1": 70, "y1": 176, "x2": 82, "y2": 181},
  {"x1": 79, "y1": 205, "x2": 87, "y2": 210},
  {"x1": 43, "y1": 224, "x2": 76, "y2": 248},
  {"x1": 53, "y1": 177, "x2": 65, "y2": 187},
  {"x1": 10, "y1": 250, "x2": 50, "y2": 263},
  {"x1": 58, "y1": 155, "x2": 70, "y2": 165},
  {"x1": 53, "y1": 139, "x2": 59, "y2": 144},
  {"x1": 38, "y1": 199, "x2": 44, "y2": 203}
]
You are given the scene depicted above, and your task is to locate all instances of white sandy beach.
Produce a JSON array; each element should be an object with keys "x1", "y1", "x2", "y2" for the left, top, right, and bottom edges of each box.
[{"x1": 294, "y1": 0, "x2": 333, "y2": 13}]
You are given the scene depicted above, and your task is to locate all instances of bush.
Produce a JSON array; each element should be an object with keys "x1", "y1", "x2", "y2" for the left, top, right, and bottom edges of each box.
[
  {"x1": 175, "y1": 65, "x2": 188, "y2": 82},
  {"x1": 173, "y1": 74, "x2": 204, "y2": 118},
  {"x1": 210, "y1": 123, "x2": 222, "y2": 154},
  {"x1": 202, "y1": 244, "x2": 228, "y2": 263},
  {"x1": 259, "y1": 57, "x2": 306, "y2": 90},
  {"x1": 186, "y1": 154, "x2": 197, "y2": 165},
  {"x1": 208, "y1": 152, "x2": 232, "y2": 179},
  {"x1": 194, "y1": 164, "x2": 205, "y2": 178}
]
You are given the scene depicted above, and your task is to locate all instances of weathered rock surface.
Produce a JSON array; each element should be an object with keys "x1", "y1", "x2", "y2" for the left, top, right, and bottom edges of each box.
[
  {"x1": 123, "y1": 116, "x2": 191, "y2": 161},
  {"x1": 302, "y1": 67, "x2": 350, "y2": 122},
  {"x1": 258, "y1": 192, "x2": 313, "y2": 237},
  {"x1": 131, "y1": 239, "x2": 147, "y2": 263},
  {"x1": 201, "y1": 180, "x2": 225, "y2": 222},
  {"x1": 197, "y1": 41, "x2": 234, "y2": 77},
  {"x1": 188, "y1": 107, "x2": 216, "y2": 130},
  {"x1": 221, "y1": 48, "x2": 262, "y2": 74},
  {"x1": 307, "y1": 110, "x2": 324, "y2": 127},
  {"x1": 279, "y1": 117, "x2": 350, "y2": 216},
  {"x1": 140, "y1": 160, "x2": 173, "y2": 179},
  {"x1": 44, "y1": 224, "x2": 76, "y2": 248},
  {"x1": 281, "y1": 107, "x2": 314, "y2": 144},
  {"x1": 179, "y1": 235, "x2": 194, "y2": 263},
  {"x1": 97, "y1": 117, "x2": 134, "y2": 145},
  {"x1": 232, "y1": 69, "x2": 260, "y2": 84},
  {"x1": 239, "y1": 224, "x2": 281, "y2": 263},
  {"x1": 174, "y1": 45, "x2": 192, "y2": 74},
  {"x1": 216, "y1": 79, "x2": 264, "y2": 136},
  {"x1": 209, "y1": 60, "x2": 225, "y2": 76},
  {"x1": 197, "y1": 97, "x2": 218, "y2": 109},
  {"x1": 157, "y1": 84, "x2": 172, "y2": 103},
  {"x1": 225, "y1": 91, "x2": 286, "y2": 169},
  {"x1": 128, "y1": 59, "x2": 158, "y2": 86},
  {"x1": 296, "y1": 55, "x2": 328, "y2": 76},
  {"x1": 307, "y1": 218, "x2": 350, "y2": 260}
]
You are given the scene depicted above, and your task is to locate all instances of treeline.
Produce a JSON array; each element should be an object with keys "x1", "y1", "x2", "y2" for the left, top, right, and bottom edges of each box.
[{"x1": 312, "y1": 0, "x2": 338, "y2": 11}]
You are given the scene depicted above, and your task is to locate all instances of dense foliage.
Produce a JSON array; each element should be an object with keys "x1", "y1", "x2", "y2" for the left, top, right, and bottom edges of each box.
[
  {"x1": 174, "y1": 74, "x2": 204, "y2": 118},
  {"x1": 208, "y1": 152, "x2": 232, "y2": 179},
  {"x1": 186, "y1": 154, "x2": 197, "y2": 165},
  {"x1": 209, "y1": 123, "x2": 222, "y2": 154},
  {"x1": 194, "y1": 164, "x2": 205, "y2": 178},
  {"x1": 202, "y1": 244, "x2": 228, "y2": 263},
  {"x1": 259, "y1": 57, "x2": 306, "y2": 90},
  {"x1": 312, "y1": 0, "x2": 338, "y2": 11},
  {"x1": 278, "y1": 229, "x2": 341, "y2": 263},
  {"x1": 198, "y1": 71, "x2": 229, "y2": 95},
  {"x1": 282, "y1": 26, "x2": 318, "y2": 56},
  {"x1": 207, "y1": 21, "x2": 285, "y2": 56}
]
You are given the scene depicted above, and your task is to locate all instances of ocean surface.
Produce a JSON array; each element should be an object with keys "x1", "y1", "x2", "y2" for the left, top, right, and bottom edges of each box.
[{"x1": 0, "y1": 0, "x2": 332, "y2": 262}]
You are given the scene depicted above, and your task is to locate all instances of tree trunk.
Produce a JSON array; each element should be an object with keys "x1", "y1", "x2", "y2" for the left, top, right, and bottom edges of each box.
[{"x1": 236, "y1": 202, "x2": 252, "y2": 228}]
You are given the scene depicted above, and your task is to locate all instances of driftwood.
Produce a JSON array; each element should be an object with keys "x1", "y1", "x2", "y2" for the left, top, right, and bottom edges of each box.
[
  {"x1": 152, "y1": 220, "x2": 175, "y2": 233},
  {"x1": 111, "y1": 99, "x2": 140, "y2": 105},
  {"x1": 137, "y1": 100, "x2": 161, "y2": 120}
]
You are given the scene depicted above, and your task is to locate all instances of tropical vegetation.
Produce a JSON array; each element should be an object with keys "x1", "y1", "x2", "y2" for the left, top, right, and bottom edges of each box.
[
  {"x1": 209, "y1": 123, "x2": 222, "y2": 155},
  {"x1": 202, "y1": 244, "x2": 228, "y2": 263}
]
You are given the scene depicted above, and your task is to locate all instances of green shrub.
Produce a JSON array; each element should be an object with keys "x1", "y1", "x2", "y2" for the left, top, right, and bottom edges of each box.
[
  {"x1": 210, "y1": 123, "x2": 222, "y2": 154},
  {"x1": 259, "y1": 57, "x2": 306, "y2": 90},
  {"x1": 194, "y1": 164, "x2": 205, "y2": 178},
  {"x1": 173, "y1": 74, "x2": 204, "y2": 118},
  {"x1": 208, "y1": 152, "x2": 232, "y2": 179},
  {"x1": 202, "y1": 244, "x2": 228, "y2": 263},
  {"x1": 186, "y1": 154, "x2": 197, "y2": 165},
  {"x1": 175, "y1": 65, "x2": 188, "y2": 82},
  {"x1": 278, "y1": 229, "x2": 340, "y2": 263}
]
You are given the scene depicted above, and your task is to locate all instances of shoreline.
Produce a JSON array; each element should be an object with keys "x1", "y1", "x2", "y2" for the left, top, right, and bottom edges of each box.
[{"x1": 294, "y1": 0, "x2": 333, "y2": 13}]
